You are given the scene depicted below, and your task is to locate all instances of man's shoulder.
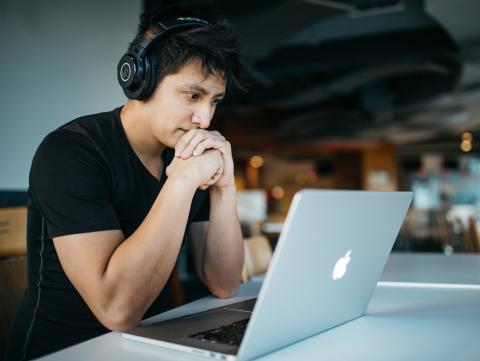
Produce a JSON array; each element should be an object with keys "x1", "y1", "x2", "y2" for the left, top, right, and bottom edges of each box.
[
  {"x1": 33, "y1": 108, "x2": 122, "y2": 168},
  {"x1": 40, "y1": 108, "x2": 120, "y2": 151},
  {"x1": 58, "y1": 107, "x2": 120, "y2": 139}
]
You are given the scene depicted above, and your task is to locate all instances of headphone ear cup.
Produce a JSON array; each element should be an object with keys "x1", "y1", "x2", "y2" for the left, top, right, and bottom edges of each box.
[
  {"x1": 118, "y1": 54, "x2": 137, "y2": 97},
  {"x1": 138, "y1": 54, "x2": 156, "y2": 101},
  {"x1": 118, "y1": 53, "x2": 150, "y2": 100}
]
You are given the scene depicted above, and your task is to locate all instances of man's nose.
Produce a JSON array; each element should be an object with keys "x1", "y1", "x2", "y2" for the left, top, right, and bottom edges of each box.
[{"x1": 192, "y1": 105, "x2": 213, "y2": 129}]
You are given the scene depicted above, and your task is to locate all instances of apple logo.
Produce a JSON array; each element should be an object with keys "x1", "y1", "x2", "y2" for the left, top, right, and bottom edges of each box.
[{"x1": 332, "y1": 250, "x2": 352, "y2": 280}]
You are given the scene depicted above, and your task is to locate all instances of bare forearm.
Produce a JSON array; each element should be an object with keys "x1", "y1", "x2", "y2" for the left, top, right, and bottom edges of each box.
[
  {"x1": 203, "y1": 185, "x2": 244, "y2": 298},
  {"x1": 98, "y1": 176, "x2": 196, "y2": 329}
]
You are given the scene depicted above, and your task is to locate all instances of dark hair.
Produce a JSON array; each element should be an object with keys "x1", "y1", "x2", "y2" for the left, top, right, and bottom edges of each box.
[{"x1": 131, "y1": 11, "x2": 249, "y2": 100}]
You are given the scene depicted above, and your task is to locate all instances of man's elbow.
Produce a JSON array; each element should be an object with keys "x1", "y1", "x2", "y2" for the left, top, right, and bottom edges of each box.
[
  {"x1": 209, "y1": 282, "x2": 241, "y2": 299},
  {"x1": 212, "y1": 289, "x2": 236, "y2": 299},
  {"x1": 96, "y1": 306, "x2": 141, "y2": 332},
  {"x1": 104, "y1": 318, "x2": 139, "y2": 332},
  {"x1": 203, "y1": 266, "x2": 242, "y2": 299}
]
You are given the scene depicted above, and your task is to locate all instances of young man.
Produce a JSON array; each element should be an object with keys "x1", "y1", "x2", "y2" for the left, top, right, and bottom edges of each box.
[{"x1": 6, "y1": 12, "x2": 246, "y2": 361}]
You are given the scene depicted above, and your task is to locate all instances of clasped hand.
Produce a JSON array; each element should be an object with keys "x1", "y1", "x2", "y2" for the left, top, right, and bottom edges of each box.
[{"x1": 166, "y1": 129, "x2": 234, "y2": 190}]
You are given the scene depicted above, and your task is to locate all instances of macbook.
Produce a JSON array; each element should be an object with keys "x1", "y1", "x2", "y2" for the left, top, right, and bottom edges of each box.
[{"x1": 122, "y1": 189, "x2": 413, "y2": 360}]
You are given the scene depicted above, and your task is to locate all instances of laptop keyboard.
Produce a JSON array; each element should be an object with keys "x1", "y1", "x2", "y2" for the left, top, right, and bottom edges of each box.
[{"x1": 188, "y1": 318, "x2": 250, "y2": 347}]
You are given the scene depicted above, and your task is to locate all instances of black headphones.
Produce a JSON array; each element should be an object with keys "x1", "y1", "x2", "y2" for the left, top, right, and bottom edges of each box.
[{"x1": 117, "y1": 16, "x2": 209, "y2": 100}]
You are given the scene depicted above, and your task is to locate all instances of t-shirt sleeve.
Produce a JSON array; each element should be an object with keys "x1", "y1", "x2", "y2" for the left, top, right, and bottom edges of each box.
[
  {"x1": 190, "y1": 188, "x2": 210, "y2": 223},
  {"x1": 29, "y1": 130, "x2": 121, "y2": 238}
]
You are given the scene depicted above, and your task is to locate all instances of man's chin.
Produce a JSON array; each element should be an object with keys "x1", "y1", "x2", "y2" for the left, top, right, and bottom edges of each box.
[{"x1": 173, "y1": 129, "x2": 187, "y2": 144}]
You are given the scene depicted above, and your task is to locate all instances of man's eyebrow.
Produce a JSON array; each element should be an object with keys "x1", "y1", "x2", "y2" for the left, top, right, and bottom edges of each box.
[{"x1": 183, "y1": 84, "x2": 225, "y2": 98}]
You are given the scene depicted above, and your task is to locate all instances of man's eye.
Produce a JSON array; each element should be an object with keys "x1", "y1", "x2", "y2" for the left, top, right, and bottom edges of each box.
[
  {"x1": 212, "y1": 98, "x2": 223, "y2": 105},
  {"x1": 187, "y1": 93, "x2": 199, "y2": 101}
]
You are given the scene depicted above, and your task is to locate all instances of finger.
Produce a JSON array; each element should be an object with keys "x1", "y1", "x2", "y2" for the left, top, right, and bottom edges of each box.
[
  {"x1": 175, "y1": 130, "x2": 198, "y2": 156},
  {"x1": 216, "y1": 162, "x2": 229, "y2": 182},
  {"x1": 211, "y1": 130, "x2": 226, "y2": 141},
  {"x1": 209, "y1": 173, "x2": 222, "y2": 185},
  {"x1": 183, "y1": 132, "x2": 225, "y2": 158},
  {"x1": 210, "y1": 169, "x2": 222, "y2": 183},
  {"x1": 217, "y1": 141, "x2": 233, "y2": 180},
  {"x1": 180, "y1": 132, "x2": 206, "y2": 159},
  {"x1": 192, "y1": 138, "x2": 226, "y2": 156},
  {"x1": 192, "y1": 138, "x2": 214, "y2": 157},
  {"x1": 209, "y1": 164, "x2": 224, "y2": 184}
]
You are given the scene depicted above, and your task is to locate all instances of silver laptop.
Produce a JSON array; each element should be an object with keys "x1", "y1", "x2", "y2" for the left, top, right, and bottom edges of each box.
[{"x1": 123, "y1": 189, "x2": 412, "y2": 360}]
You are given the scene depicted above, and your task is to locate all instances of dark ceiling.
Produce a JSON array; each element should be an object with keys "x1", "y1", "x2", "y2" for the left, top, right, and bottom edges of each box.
[{"x1": 146, "y1": 0, "x2": 480, "y2": 157}]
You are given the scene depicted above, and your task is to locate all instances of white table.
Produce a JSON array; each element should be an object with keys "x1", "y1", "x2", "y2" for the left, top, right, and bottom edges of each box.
[
  {"x1": 382, "y1": 253, "x2": 480, "y2": 285},
  {"x1": 38, "y1": 253, "x2": 480, "y2": 361}
]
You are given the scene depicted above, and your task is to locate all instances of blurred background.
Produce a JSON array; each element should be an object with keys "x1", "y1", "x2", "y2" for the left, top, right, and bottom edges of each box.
[
  {"x1": 2, "y1": 0, "x2": 480, "y2": 256},
  {"x1": 206, "y1": 0, "x2": 480, "y2": 256},
  {"x1": 2, "y1": 0, "x2": 480, "y2": 331},
  {"x1": 152, "y1": 0, "x2": 480, "y2": 256}
]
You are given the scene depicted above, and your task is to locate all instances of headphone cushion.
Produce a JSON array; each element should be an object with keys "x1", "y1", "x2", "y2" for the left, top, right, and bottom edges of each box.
[{"x1": 138, "y1": 54, "x2": 156, "y2": 101}]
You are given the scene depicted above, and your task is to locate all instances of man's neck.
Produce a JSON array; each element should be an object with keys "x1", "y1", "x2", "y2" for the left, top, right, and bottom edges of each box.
[{"x1": 120, "y1": 100, "x2": 166, "y2": 161}]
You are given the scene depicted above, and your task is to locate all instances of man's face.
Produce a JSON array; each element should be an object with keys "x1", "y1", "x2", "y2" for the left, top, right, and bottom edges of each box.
[{"x1": 143, "y1": 58, "x2": 226, "y2": 148}]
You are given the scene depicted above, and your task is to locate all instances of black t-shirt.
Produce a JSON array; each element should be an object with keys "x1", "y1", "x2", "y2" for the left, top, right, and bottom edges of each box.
[{"x1": 6, "y1": 107, "x2": 210, "y2": 361}]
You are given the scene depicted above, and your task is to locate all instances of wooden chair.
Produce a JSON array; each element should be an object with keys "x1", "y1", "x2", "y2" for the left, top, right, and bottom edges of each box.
[
  {"x1": 467, "y1": 217, "x2": 480, "y2": 253},
  {"x1": 241, "y1": 236, "x2": 273, "y2": 283},
  {"x1": 0, "y1": 207, "x2": 28, "y2": 360},
  {"x1": 441, "y1": 213, "x2": 472, "y2": 253},
  {"x1": 0, "y1": 257, "x2": 27, "y2": 361},
  {"x1": 453, "y1": 216, "x2": 478, "y2": 253},
  {"x1": 0, "y1": 207, "x2": 27, "y2": 257}
]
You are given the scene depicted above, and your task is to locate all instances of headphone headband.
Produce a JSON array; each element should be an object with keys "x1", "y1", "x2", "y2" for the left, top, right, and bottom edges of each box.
[{"x1": 118, "y1": 16, "x2": 209, "y2": 100}]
